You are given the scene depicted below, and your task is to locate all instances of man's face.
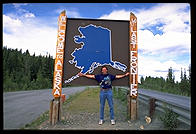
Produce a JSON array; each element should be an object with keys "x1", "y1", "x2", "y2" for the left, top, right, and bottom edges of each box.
[{"x1": 102, "y1": 67, "x2": 108, "y2": 74}]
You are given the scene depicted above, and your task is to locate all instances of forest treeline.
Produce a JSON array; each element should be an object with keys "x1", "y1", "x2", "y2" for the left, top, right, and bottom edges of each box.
[
  {"x1": 139, "y1": 66, "x2": 191, "y2": 96},
  {"x1": 3, "y1": 47, "x2": 191, "y2": 97},
  {"x1": 3, "y1": 47, "x2": 54, "y2": 92}
]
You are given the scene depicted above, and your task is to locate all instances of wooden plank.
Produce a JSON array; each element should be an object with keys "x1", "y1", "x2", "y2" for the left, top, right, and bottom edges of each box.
[
  {"x1": 131, "y1": 98, "x2": 137, "y2": 120},
  {"x1": 149, "y1": 98, "x2": 156, "y2": 118},
  {"x1": 52, "y1": 10, "x2": 67, "y2": 98},
  {"x1": 59, "y1": 97, "x2": 63, "y2": 121},
  {"x1": 52, "y1": 100, "x2": 56, "y2": 125},
  {"x1": 129, "y1": 12, "x2": 138, "y2": 98},
  {"x1": 51, "y1": 99, "x2": 59, "y2": 125},
  {"x1": 49, "y1": 99, "x2": 54, "y2": 125},
  {"x1": 127, "y1": 93, "x2": 130, "y2": 118},
  {"x1": 50, "y1": 10, "x2": 67, "y2": 126},
  {"x1": 129, "y1": 12, "x2": 138, "y2": 121}
]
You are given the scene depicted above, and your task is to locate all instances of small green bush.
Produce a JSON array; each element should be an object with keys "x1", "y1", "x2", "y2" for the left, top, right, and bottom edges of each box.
[{"x1": 160, "y1": 106, "x2": 179, "y2": 130}]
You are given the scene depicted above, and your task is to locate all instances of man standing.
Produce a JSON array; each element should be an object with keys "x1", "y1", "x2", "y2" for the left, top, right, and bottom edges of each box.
[{"x1": 78, "y1": 66, "x2": 129, "y2": 125}]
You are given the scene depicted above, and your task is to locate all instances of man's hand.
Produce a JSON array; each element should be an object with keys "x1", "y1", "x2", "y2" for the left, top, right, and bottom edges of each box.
[
  {"x1": 116, "y1": 72, "x2": 130, "y2": 79},
  {"x1": 78, "y1": 72, "x2": 84, "y2": 77},
  {"x1": 125, "y1": 72, "x2": 129, "y2": 76}
]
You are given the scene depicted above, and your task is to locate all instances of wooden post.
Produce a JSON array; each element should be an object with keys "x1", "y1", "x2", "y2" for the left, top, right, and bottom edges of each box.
[
  {"x1": 127, "y1": 92, "x2": 130, "y2": 118},
  {"x1": 129, "y1": 12, "x2": 138, "y2": 121},
  {"x1": 130, "y1": 98, "x2": 137, "y2": 120},
  {"x1": 49, "y1": 99, "x2": 54, "y2": 125},
  {"x1": 59, "y1": 96, "x2": 63, "y2": 121},
  {"x1": 52, "y1": 98, "x2": 60, "y2": 125},
  {"x1": 149, "y1": 98, "x2": 156, "y2": 118},
  {"x1": 50, "y1": 10, "x2": 67, "y2": 125}
]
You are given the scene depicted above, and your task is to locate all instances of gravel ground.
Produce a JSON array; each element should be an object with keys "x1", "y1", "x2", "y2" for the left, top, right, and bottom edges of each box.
[
  {"x1": 36, "y1": 88, "x2": 190, "y2": 130},
  {"x1": 37, "y1": 99, "x2": 169, "y2": 130}
]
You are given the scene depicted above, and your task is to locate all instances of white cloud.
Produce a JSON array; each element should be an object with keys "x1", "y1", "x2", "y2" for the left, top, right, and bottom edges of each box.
[
  {"x1": 3, "y1": 14, "x2": 57, "y2": 57},
  {"x1": 23, "y1": 12, "x2": 35, "y2": 18},
  {"x1": 136, "y1": 3, "x2": 190, "y2": 31},
  {"x1": 3, "y1": 15, "x2": 23, "y2": 33},
  {"x1": 138, "y1": 55, "x2": 189, "y2": 82},
  {"x1": 99, "y1": 4, "x2": 190, "y2": 54},
  {"x1": 10, "y1": 3, "x2": 36, "y2": 19},
  {"x1": 99, "y1": 9, "x2": 129, "y2": 20},
  {"x1": 99, "y1": 3, "x2": 190, "y2": 33},
  {"x1": 12, "y1": 3, "x2": 28, "y2": 8},
  {"x1": 99, "y1": 3, "x2": 190, "y2": 82},
  {"x1": 138, "y1": 29, "x2": 191, "y2": 54}
]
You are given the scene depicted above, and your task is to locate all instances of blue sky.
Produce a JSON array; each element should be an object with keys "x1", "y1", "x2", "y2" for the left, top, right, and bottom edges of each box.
[{"x1": 3, "y1": 3, "x2": 191, "y2": 82}]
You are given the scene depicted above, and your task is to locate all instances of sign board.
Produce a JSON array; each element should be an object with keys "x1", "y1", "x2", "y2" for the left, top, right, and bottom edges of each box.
[
  {"x1": 52, "y1": 11, "x2": 67, "y2": 98},
  {"x1": 63, "y1": 18, "x2": 130, "y2": 86},
  {"x1": 129, "y1": 13, "x2": 138, "y2": 98}
]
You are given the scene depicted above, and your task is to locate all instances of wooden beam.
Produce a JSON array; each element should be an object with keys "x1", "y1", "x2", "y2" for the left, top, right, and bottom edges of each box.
[
  {"x1": 52, "y1": 10, "x2": 67, "y2": 98},
  {"x1": 129, "y1": 12, "x2": 138, "y2": 120},
  {"x1": 49, "y1": 99, "x2": 54, "y2": 125},
  {"x1": 50, "y1": 10, "x2": 67, "y2": 126}
]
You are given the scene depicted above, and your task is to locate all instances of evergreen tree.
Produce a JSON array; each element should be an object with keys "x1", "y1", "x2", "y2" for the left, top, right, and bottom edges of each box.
[
  {"x1": 180, "y1": 68, "x2": 183, "y2": 81},
  {"x1": 3, "y1": 47, "x2": 54, "y2": 92},
  {"x1": 166, "y1": 67, "x2": 175, "y2": 88},
  {"x1": 139, "y1": 67, "x2": 190, "y2": 97},
  {"x1": 140, "y1": 76, "x2": 144, "y2": 85},
  {"x1": 179, "y1": 68, "x2": 190, "y2": 96},
  {"x1": 188, "y1": 64, "x2": 191, "y2": 87}
]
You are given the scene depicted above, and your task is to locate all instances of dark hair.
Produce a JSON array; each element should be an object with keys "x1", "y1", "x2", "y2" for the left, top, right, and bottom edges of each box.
[{"x1": 101, "y1": 66, "x2": 108, "y2": 72}]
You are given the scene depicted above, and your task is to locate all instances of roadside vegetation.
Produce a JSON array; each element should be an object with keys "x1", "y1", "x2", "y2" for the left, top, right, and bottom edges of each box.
[
  {"x1": 159, "y1": 104, "x2": 179, "y2": 130},
  {"x1": 139, "y1": 66, "x2": 191, "y2": 97},
  {"x1": 3, "y1": 47, "x2": 54, "y2": 92}
]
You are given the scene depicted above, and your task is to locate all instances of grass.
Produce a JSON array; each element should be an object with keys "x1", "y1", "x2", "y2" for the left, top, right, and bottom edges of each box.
[
  {"x1": 63, "y1": 87, "x2": 100, "y2": 113},
  {"x1": 21, "y1": 111, "x2": 49, "y2": 129}
]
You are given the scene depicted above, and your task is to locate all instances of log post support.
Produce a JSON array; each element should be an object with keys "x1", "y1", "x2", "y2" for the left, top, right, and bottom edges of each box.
[
  {"x1": 49, "y1": 98, "x2": 60, "y2": 125},
  {"x1": 149, "y1": 98, "x2": 156, "y2": 118},
  {"x1": 50, "y1": 10, "x2": 67, "y2": 125},
  {"x1": 129, "y1": 12, "x2": 138, "y2": 121}
]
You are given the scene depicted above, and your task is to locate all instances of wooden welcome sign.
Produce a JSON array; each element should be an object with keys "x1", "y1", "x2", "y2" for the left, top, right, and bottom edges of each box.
[
  {"x1": 52, "y1": 11, "x2": 67, "y2": 98},
  {"x1": 129, "y1": 12, "x2": 138, "y2": 99},
  {"x1": 50, "y1": 11, "x2": 138, "y2": 124}
]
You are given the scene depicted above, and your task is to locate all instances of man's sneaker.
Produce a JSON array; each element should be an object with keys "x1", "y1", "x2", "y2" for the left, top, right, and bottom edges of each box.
[
  {"x1": 99, "y1": 120, "x2": 103, "y2": 125},
  {"x1": 111, "y1": 120, "x2": 115, "y2": 125}
]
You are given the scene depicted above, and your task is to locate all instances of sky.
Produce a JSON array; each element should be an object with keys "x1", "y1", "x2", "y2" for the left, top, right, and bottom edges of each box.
[{"x1": 3, "y1": 3, "x2": 191, "y2": 82}]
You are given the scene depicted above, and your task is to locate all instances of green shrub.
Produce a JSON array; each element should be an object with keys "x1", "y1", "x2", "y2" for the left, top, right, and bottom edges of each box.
[{"x1": 159, "y1": 106, "x2": 179, "y2": 130}]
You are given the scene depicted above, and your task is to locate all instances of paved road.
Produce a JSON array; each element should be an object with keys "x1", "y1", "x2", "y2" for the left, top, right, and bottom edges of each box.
[
  {"x1": 117, "y1": 87, "x2": 191, "y2": 110},
  {"x1": 3, "y1": 86, "x2": 89, "y2": 130},
  {"x1": 138, "y1": 88, "x2": 191, "y2": 110}
]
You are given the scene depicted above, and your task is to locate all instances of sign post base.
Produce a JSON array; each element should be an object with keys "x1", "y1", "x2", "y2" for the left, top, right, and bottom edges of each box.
[
  {"x1": 130, "y1": 97, "x2": 137, "y2": 121},
  {"x1": 127, "y1": 92, "x2": 138, "y2": 121},
  {"x1": 49, "y1": 98, "x2": 62, "y2": 125}
]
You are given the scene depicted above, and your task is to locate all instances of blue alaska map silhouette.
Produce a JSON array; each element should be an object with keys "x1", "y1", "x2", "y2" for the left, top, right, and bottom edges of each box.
[{"x1": 64, "y1": 24, "x2": 127, "y2": 83}]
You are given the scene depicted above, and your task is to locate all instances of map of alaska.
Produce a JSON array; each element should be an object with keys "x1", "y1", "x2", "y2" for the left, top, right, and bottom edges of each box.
[{"x1": 64, "y1": 24, "x2": 127, "y2": 83}]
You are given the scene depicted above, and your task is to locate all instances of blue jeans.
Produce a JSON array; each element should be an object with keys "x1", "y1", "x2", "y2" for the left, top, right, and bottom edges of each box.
[{"x1": 99, "y1": 89, "x2": 114, "y2": 120}]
